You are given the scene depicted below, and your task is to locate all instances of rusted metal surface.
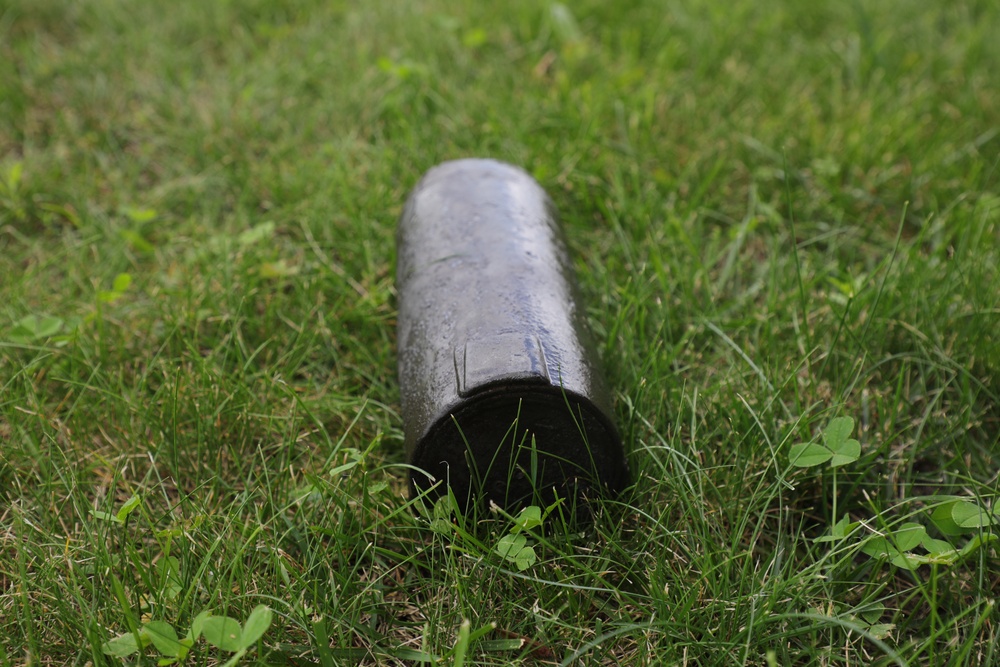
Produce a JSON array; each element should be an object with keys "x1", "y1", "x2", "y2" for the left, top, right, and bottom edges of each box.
[{"x1": 396, "y1": 158, "x2": 628, "y2": 512}]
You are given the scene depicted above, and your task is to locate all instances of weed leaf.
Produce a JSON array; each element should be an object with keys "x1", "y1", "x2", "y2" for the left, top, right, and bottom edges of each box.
[
  {"x1": 890, "y1": 552, "x2": 921, "y2": 570},
  {"x1": 789, "y1": 442, "x2": 832, "y2": 467},
  {"x1": 496, "y1": 533, "x2": 527, "y2": 560},
  {"x1": 5, "y1": 161, "x2": 23, "y2": 190},
  {"x1": 259, "y1": 260, "x2": 298, "y2": 278},
  {"x1": 122, "y1": 206, "x2": 157, "y2": 223},
  {"x1": 98, "y1": 273, "x2": 133, "y2": 303},
  {"x1": 512, "y1": 506, "x2": 543, "y2": 533},
  {"x1": 920, "y1": 533, "x2": 955, "y2": 556},
  {"x1": 862, "y1": 524, "x2": 926, "y2": 568},
  {"x1": 116, "y1": 494, "x2": 142, "y2": 522},
  {"x1": 430, "y1": 495, "x2": 454, "y2": 535},
  {"x1": 958, "y1": 534, "x2": 998, "y2": 561},
  {"x1": 156, "y1": 556, "x2": 182, "y2": 600},
  {"x1": 189, "y1": 609, "x2": 211, "y2": 641},
  {"x1": 462, "y1": 28, "x2": 487, "y2": 49},
  {"x1": 10, "y1": 314, "x2": 65, "y2": 341},
  {"x1": 859, "y1": 603, "x2": 885, "y2": 625},
  {"x1": 240, "y1": 605, "x2": 272, "y2": 647},
  {"x1": 112, "y1": 273, "x2": 133, "y2": 294},
  {"x1": 893, "y1": 523, "x2": 926, "y2": 551},
  {"x1": 102, "y1": 632, "x2": 141, "y2": 657},
  {"x1": 861, "y1": 536, "x2": 893, "y2": 559},
  {"x1": 930, "y1": 500, "x2": 965, "y2": 536},
  {"x1": 202, "y1": 616, "x2": 243, "y2": 652},
  {"x1": 952, "y1": 501, "x2": 997, "y2": 529},
  {"x1": 868, "y1": 624, "x2": 895, "y2": 640},
  {"x1": 238, "y1": 221, "x2": 275, "y2": 246},
  {"x1": 495, "y1": 534, "x2": 537, "y2": 570},
  {"x1": 822, "y1": 416, "x2": 855, "y2": 449},
  {"x1": 814, "y1": 514, "x2": 859, "y2": 542},
  {"x1": 120, "y1": 229, "x2": 155, "y2": 253},
  {"x1": 828, "y1": 438, "x2": 861, "y2": 467},
  {"x1": 144, "y1": 621, "x2": 183, "y2": 657},
  {"x1": 550, "y1": 3, "x2": 583, "y2": 43},
  {"x1": 514, "y1": 546, "x2": 537, "y2": 570}
]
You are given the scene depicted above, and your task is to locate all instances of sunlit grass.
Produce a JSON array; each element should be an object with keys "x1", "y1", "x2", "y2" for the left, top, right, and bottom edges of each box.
[{"x1": 2, "y1": 0, "x2": 998, "y2": 665}]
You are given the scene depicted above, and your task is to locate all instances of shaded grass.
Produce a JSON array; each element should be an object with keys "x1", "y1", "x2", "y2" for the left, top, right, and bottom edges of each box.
[{"x1": 2, "y1": 0, "x2": 999, "y2": 664}]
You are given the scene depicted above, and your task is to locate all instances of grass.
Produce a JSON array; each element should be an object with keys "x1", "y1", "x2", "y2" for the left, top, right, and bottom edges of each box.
[{"x1": 1, "y1": 0, "x2": 998, "y2": 664}]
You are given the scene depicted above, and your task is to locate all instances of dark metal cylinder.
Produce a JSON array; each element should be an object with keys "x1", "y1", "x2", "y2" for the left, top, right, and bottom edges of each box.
[{"x1": 396, "y1": 158, "x2": 628, "y2": 512}]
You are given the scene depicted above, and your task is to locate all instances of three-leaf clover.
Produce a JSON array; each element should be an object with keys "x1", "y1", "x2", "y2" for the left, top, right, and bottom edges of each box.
[
  {"x1": 494, "y1": 505, "x2": 549, "y2": 571},
  {"x1": 495, "y1": 533, "x2": 537, "y2": 571},
  {"x1": 814, "y1": 513, "x2": 860, "y2": 543},
  {"x1": 790, "y1": 416, "x2": 861, "y2": 468}
]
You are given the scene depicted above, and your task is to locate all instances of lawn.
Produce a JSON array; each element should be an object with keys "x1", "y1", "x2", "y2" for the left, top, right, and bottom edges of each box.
[{"x1": 2, "y1": 0, "x2": 998, "y2": 664}]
